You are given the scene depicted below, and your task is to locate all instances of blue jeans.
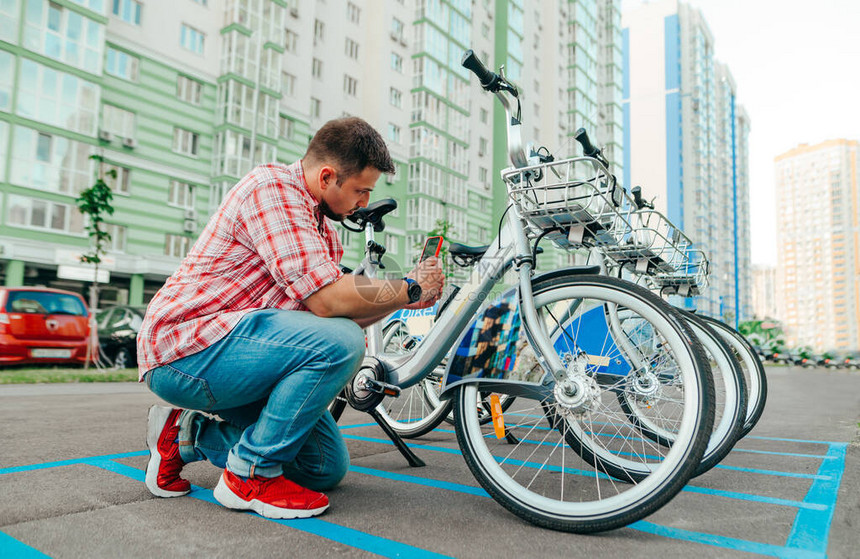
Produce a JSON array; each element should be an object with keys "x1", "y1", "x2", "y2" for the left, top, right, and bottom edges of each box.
[{"x1": 145, "y1": 309, "x2": 365, "y2": 490}]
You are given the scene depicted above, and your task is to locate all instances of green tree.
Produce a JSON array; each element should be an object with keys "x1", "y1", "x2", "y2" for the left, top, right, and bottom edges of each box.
[{"x1": 76, "y1": 154, "x2": 115, "y2": 368}]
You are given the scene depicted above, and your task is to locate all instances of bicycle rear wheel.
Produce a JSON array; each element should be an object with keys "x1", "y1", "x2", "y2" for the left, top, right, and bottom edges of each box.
[
  {"x1": 453, "y1": 274, "x2": 714, "y2": 533},
  {"x1": 375, "y1": 321, "x2": 452, "y2": 438}
]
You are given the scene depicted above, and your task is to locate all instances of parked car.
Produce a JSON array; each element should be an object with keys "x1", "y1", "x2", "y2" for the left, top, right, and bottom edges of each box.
[
  {"x1": 790, "y1": 347, "x2": 816, "y2": 368},
  {"x1": 0, "y1": 287, "x2": 92, "y2": 365},
  {"x1": 836, "y1": 353, "x2": 860, "y2": 369},
  {"x1": 96, "y1": 305, "x2": 146, "y2": 368}
]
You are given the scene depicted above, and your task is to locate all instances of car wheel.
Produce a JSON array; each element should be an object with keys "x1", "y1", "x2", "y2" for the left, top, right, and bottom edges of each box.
[{"x1": 113, "y1": 348, "x2": 132, "y2": 369}]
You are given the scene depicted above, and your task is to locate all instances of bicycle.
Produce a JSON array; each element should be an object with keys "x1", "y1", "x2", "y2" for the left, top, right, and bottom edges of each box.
[{"x1": 329, "y1": 49, "x2": 716, "y2": 533}]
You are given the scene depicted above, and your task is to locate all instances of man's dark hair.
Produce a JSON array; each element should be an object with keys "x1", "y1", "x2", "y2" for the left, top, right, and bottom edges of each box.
[{"x1": 305, "y1": 117, "x2": 395, "y2": 182}]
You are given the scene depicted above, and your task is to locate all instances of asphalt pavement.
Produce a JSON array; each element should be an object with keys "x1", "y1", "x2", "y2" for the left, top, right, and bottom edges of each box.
[{"x1": 1, "y1": 365, "x2": 858, "y2": 558}]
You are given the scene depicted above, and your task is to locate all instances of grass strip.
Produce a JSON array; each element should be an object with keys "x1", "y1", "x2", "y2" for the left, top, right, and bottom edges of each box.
[{"x1": 0, "y1": 367, "x2": 138, "y2": 384}]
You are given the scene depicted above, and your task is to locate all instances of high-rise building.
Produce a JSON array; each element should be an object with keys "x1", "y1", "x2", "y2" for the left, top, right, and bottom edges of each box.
[
  {"x1": 622, "y1": 0, "x2": 751, "y2": 324},
  {"x1": 0, "y1": 0, "x2": 623, "y2": 305},
  {"x1": 751, "y1": 264, "x2": 778, "y2": 320},
  {"x1": 774, "y1": 139, "x2": 860, "y2": 352}
]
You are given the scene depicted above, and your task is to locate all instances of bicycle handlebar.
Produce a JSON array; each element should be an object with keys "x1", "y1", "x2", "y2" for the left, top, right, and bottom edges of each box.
[
  {"x1": 461, "y1": 50, "x2": 499, "y2": 90},
  {"x1": 630, "y1": 186, "x2": 654, "y2": 210},
  {"x1": 573, "y1": 128, "x2": 599, "y2": 158}
]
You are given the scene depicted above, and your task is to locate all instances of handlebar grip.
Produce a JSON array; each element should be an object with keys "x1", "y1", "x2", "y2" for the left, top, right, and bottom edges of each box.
[
  {"x1": 461, "y1": 49, "x2": 497, "y2": 89},
  {"x1": 574, "y1": 128, "x2": 600, "y2": 158}
]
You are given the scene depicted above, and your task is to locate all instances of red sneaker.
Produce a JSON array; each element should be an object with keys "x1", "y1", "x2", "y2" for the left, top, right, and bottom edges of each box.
[
  {"x1": 213, "y1": 469, "x2": 329, "y2": 519},
  {"x1": 145, "y1": 406, "x2": 191, "y2": 497}
]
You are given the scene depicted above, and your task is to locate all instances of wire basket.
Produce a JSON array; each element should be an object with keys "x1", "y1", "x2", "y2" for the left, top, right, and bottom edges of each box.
[
  {"x1": 502, "y1": 157, "x2": 625, "y2": 250},
  {"x1": 648, "y1": 248, "x2": 710, "y2": 296},
  {"x1": 602, "y1": 208, "x2": 710, "y2": 295}
]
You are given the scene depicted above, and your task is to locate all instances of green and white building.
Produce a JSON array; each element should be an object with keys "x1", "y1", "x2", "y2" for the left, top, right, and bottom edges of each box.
[{"x1": 0, "y1": 0, "x2": 624, "y2": 305}]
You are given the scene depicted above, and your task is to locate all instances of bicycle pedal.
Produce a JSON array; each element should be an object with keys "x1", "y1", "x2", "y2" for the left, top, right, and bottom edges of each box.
[{"x1": 363, "y1": 379, "x2": 401, "y2": 397}]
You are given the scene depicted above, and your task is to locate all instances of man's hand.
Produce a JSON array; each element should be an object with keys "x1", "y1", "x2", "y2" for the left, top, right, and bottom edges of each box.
[{"x1": 404, "y1": 257, "x2": 444, "y2": 309}]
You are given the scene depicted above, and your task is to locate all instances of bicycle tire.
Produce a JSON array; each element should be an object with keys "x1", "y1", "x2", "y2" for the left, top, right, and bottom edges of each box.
[
  {"x1": 453, "y1": 273, "x2": 714, "y2": 533},
  {"x1": 697, "y1": 315, "x2": 768, "y2": 438}
]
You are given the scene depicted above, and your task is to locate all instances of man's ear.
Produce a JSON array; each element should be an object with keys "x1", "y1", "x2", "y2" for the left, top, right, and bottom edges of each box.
[{"x1": 318, "y1": 166, "x2": 340, "y2": 191}]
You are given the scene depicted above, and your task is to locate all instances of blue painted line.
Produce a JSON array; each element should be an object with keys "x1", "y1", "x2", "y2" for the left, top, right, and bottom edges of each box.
[
  {"x1": 746, "y1": 435, "x2": 839, "y2": 445},
  {"x1": 0, "y1": 531, "x2": 51, "y2": 558},
  {"x1": 340, "y1": 433, "x2": 462, "y2": 456},
  {"x1": 87, "y1": 459, "x2": 452, "y2": 559},
  {"x1": 786, "y1": 443, "x2": 848, "y2": 555},
  {"x1": 0, "y1": 451, "x2": 148, "y2": 476},
  {"x1": 732, "y1": 448, "x2": 832, "y2": 460},
  {"x1": 337, "y1": 422, "x2": 378, "y2": 430},
  {"x1": 349, "y1": 465, "x2": 489, "y2": 498},
  {"x1": 631, "y1": 521, "x2": 824, "y2": 559},
  {"x1": 714, "y1": 464, "x2": 830, "y2": 480},
  {"x1": 682, "y1": 485, "x2": 827, "y2": 512}
]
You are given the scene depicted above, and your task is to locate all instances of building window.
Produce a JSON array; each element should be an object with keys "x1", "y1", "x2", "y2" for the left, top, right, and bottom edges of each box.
[
  {"x1": 347, "y1": 2, "x2": 360, "y2": 24},
  {"x1": 172, "y1": 128, "x2": 199, "y2": 156},
  {"x1": 6, "y1": 195, "x2": 84, "y2": 234},
  {"x1": 102, "y1": 104, "x2": 136, "y2": 139},
  {"x1": 23, "y1": 1, "x2": 103, "y2": 73},
  {"x1": 16, "y1": 59, "x2": 98, "y2": 135},
  {"x1": 281, "y1": 72, "x2": 296, "y2": 96},
  {"x1": 345, "y1": 38, "x2": 359, "y2": 59},
  {"x1": 105, "y1": 47, "x2": 139, "y2": 81},
  {"x1": 279, "y1": 115, "x2": 294, "y2": 139},
  {"x1": 388, "y1": 123, "x2": 400, "y2": 143},
  {"x1": 343, "y1": 75, "x2": 357, "y2": 96},
  {"x1": 310, "y1": 97, "x2": 321, "y2": 118},
  {"x1": 168, "y1": 179, "x2": 195, "y2": 209},
  {"x1": 391, "y1": 17, "x2": 403, "y2": 40},
  {"x1": 479, "y1": 167, "x2": 488, "y2": 186},
  {"x1": 482, "y1": 23, "x2": 490, "y2": 38},
  {"x1": 478, "y1": 137, "x2": 488, "y2": 156},
  {"x1": 0, "y1": 50, "x2": 11, "y2": 110},
  {"x1": 10, "y1": 128, "x2": 92, "y2": 196},
  {"x1": 180, "y1": 24, "x2": 204, "y2": 55},
  {"x1": 104, "y1": 164, "x2": 131, "y2": 195},
  {"x1": 177, "y1": 75, "x2": 202, "y2": 105},
  {"x1": 314, "y1": 19, "x2": 324, "y2": 44},
  {"x1": 389, "y1": 87, "x2": 401, "y2": 108},
  {"x1": 112, "y1": 0, "x2": 141, "y2": 25},
  {"x1": 391, "y1": 52, "x2": 403, "y2": 73},
  {"x1": 480, "y1": 108, "x2": 488, "y2": 124},
  {"x1": 105, "y1": 223, "x2": 127, "y2": 252},
  {"x1": 385, "y1": 234, "x2": 399, "y2": 254},
  {"x1": 312, "y1": 58, "x2": 323, "y2": 79},
  {"x1": 165, "y1": 234, "x2": 193, "y2": 258},
  {"x1": 285, "y1": 29, "x2": 298, "y2": 53}
]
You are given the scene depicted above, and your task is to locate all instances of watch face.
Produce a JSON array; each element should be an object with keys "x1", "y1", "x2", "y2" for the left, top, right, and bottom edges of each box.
[{"x1": 408, "y1": 281, "x2": 422, "y2": 303}]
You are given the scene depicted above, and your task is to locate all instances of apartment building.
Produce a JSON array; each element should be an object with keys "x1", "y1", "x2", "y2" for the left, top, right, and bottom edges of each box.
[
  {"x1": 774, "y1": 140, "x2": 860, "y2": 352},
  {"x1": 622, "y1": 0, "x2": 751, "y2": 324},
  {"x1": 0, "y1": 0, "x2": 624, "y2": 305},
  {"x1": 751, "y1": 264, "x2": 777, "y2": 321}
]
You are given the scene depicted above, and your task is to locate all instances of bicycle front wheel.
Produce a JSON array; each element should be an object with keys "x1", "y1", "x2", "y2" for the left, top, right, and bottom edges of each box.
[{"x1": 453, "y1": 274, "x2": 714, "y2": 533}]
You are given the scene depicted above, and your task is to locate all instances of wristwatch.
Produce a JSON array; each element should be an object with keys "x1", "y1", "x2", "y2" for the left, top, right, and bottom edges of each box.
[{"x1": 402, "y1": 277, "x2": 422, "y2": 304}]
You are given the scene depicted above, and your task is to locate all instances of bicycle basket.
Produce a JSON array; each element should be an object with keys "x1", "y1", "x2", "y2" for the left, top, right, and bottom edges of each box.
[{"x1": 502, "y1": 157, "x2": 624, "y2": 249}]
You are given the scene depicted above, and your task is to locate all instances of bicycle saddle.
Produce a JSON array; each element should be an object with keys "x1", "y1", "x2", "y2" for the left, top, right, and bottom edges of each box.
[{"x1": 343, "y1": 198, "x2": 398, "y2": 232}]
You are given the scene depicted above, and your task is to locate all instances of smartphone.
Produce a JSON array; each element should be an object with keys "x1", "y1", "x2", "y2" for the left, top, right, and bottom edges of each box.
[{"x1": 420, "y1": 235, "x2": 443, "y2": 261}]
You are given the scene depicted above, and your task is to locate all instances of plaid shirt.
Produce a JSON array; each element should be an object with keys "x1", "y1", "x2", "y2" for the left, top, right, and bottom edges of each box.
[{"x1": 137, "y1": 161, "x2": 344, "y2": 377}]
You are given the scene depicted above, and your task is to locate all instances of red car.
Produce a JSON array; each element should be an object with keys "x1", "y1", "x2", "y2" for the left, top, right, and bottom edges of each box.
[{"x1": 0, "y1": 287, "x2": 93, "y2": 365}]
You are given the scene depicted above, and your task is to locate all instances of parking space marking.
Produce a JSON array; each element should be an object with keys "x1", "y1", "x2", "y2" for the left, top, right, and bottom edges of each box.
[
  {"x1": 87, "y1": 458, "x2": 453, "y2": 559},
  {"x1": 0, "y1": 531, "x2": 50, "y2": 558},
  {"x1": 786, "y1": 443, "x2": 847, "y2": 556},
  {"x1": 0, "y1": 428, "x2": 847, "y2": 558}
]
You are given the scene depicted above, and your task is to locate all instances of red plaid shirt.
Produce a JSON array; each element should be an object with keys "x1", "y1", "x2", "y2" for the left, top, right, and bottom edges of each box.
[{"x1": 137, "y1": 161, "x2": 344, "y2": 377}]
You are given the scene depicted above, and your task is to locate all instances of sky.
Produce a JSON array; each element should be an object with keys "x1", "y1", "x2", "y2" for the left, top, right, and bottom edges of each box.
[{"x1": 621, "y1": 0, "x2": 860, "y2": 265}]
